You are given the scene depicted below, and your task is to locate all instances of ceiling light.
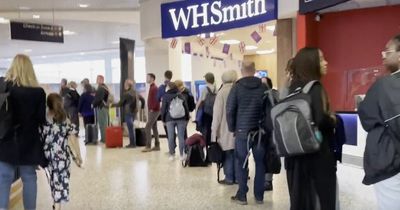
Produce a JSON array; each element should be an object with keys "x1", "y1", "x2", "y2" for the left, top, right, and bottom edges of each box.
[
  {"x1": 79, "y1": 52, "x2": 85, "y2": 55},
  {"x1": 41, "y1": 56, "x2": 47, "y2": 58},
  {"x1": 79, "y1": 4, "x2": 89, "y2": 8},
  {"x1": 0, "y1": 17, "x2": 10, "y2": 24},
  {"x1": 24, "y1": 49, "x2": 32, "y2": 53},
  {"x1": 256, "y1": 49, "x2": 275, "y2": 55},
  {"x1": 219, "y1": 39, "x2": 240, "y2": 45},
  {"x1": 32, "y1": 15, "x2": 40, "y2": 19},
  {"x1": 266, "y1": 26, "x2": 275, "y2": 31},
  {"x1": 245, "y1": 45, "x2": 258, "y2": 50},
  {"x1": 111, "y1": 41, "x2": 120, "y2": 44},
  {"x1": 19, "y1": 6, "x2": 31, "y2": 10},
  {"x1": 64, "y1": 30, "x2": 76, "y2": 35}
]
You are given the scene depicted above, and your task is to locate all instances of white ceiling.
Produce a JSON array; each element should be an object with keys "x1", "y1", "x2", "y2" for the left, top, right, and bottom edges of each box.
[
  {"x1": 321, "y1": 0, "x2": 400, "y2": 13},
  {"x1": 0, "y1": 0, "x2": 140, "y2": 11}
]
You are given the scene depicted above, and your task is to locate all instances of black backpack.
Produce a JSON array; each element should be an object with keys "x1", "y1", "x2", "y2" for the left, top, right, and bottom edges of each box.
[
  {"x1": 203, "y1": 87, "x2": 216, "y2": 116},
  {"x1": 0, "y1": 77, "x2": 13, "y2": 140}
]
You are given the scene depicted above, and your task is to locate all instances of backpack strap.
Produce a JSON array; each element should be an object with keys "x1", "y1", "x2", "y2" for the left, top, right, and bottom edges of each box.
[{"x1": 302, "y1": 80, "x2": 319, "y2": 94}]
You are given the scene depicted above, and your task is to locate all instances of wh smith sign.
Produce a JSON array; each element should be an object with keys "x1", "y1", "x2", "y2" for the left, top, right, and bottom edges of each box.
[
  {"x1": 161, "y1": 0, "x2": 278, "y2": 39},
  {"x1": 299, "y1": 0, "x2": 350, "y2": 14}
]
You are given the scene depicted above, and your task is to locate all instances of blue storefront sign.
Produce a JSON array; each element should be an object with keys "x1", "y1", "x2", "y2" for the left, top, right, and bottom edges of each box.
[
  {"x1": 299, "y1": 0, "x2": 350, "y2": 14},
  {"x1": 161, "y1": 0, "x2": 278, "y2": 39}
]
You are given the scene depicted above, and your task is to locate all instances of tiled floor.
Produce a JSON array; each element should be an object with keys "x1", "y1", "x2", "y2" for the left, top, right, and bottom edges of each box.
[{"x1": 31, "y1": 134, "x2": 378, "y2": 210}]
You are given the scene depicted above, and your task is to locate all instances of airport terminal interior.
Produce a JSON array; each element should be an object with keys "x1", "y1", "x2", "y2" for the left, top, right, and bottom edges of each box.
[{"x1": 1, "y1": 0, "x2": 400, "y2": 209}]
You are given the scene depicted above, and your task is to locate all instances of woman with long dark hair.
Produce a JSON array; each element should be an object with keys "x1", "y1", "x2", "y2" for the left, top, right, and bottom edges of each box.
[{"x1": 286, "y1": 47, "x2": 337, "y2": 210}]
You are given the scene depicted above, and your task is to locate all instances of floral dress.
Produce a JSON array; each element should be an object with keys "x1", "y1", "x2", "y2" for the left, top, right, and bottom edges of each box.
[{"x1": 41, "y1": 118, "x2": 76, "y2": 203}]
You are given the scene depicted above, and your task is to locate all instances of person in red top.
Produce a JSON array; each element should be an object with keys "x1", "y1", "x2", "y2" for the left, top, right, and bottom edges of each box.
[{"x1": 143, "y1": 73, "x2": 161, "y2": 152}]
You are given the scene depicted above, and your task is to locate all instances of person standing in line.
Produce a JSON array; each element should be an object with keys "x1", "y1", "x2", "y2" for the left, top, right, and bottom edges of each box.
[
  {"x1": 211, "y1": 70, "x2": 238, "y2": 185},
  {"x1": 157, "y1": 70, "x2": 175, "y2": 140},
  {"x1": 0, "y1": 54, "x2": 46, "y2": 210},
  {"x1": 286, "y1": 48, "x2": 337, "y2": 210},
  {"x1": 113, "y1": 79, "x2": 138, "y2": 148},
  {"x1": 65, "y1": 81, "x2": 80, "y2": 133},
  {"x1": 226, "y1": 62, "x2": 267, "y2": 205},
  {"x1": 175, "y1": 80, "x2": 195, "y2": 139},
  {"x1": 358, "y1": 34, "x2": 400, "y2": 210},
  {"x1": 161, "y1": 82, "x2": 190, "y2": 161},
  {"x1": 143, "y1": 73, "x2": 161, "y2": 152},
  {"x1": 196, "y1": 72, "x2": 217, "y2": 146},
  {"x1": 60, "y1": 78, "x2": 68, "y2": 97},
  {"x1": 79, "y1": 84, "x2": 95, "y2": 144},
  {"x1": 92, "y1": 75, "x2": 110, "y2": 144}
]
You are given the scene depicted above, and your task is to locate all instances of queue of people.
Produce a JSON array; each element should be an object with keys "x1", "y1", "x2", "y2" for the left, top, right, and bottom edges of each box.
[{"x1": 0, "y1": 33, "x2": 399, "y2": 210}]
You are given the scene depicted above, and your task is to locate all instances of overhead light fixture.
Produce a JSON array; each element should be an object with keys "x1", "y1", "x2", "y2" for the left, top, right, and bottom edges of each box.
[
  {"x1": 219, "y1": 39, "x2": 240, "y2": 45},
  {"x1": 32, "y1": 15, "x2": 40, "y2": 19},
  {"x1": 63, "y1": 30, "x2": 76, "y2": 35},
  {"x1": 266, "y1": 26, "x2": 275, "y2": 31},
  {"x1": 111, "y1": 40, "x2": 120, "y2": 44},
  {"x1": 256, "y1": 49, "x2": 275, "y2": 55},
  {"x1": 245, "y1": 45, "x2": 258, "y2": 50},
  {"x1": 24, "y1": 49, "x2": 32, "y2": 53},
  {"x1": 19, "y1": 6, "x2": 31, "y2": 10},
  {"x1": 0, "y1": 17, "x2": 10, "y2": 24},
  {"x1": 79, "y1": 52, "x2": 85, "y2": 55},
  {"x1": 79, "y1": 4, "x2": 89, "y2": 8},
  {"x1": 41, "y1": 56, "x2": 47, "y2": 58}
]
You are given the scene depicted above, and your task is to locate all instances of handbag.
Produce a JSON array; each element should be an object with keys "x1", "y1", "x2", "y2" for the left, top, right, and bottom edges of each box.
[
  {"x1": 264, "y1": 140, "x2": 282, "y2": 174},
  {"x1": 67, "y1": 135, "x2": 84, "y2": 168},
  {"x1": 207, "y1": 139, "x2": 224, "y2": 183}
]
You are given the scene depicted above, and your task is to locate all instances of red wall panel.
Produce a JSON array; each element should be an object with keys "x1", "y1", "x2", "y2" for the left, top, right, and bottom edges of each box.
[{"x1": 317, "y1": 5, "x2": 400, "y2": 111}]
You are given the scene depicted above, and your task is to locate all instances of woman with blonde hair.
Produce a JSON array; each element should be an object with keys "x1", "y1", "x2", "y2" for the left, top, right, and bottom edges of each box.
[{"x1": 0, "y1": 54, "x2": 46, "y2": 210}]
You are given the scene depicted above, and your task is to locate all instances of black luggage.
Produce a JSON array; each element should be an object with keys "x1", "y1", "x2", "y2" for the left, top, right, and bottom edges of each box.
[
  {"x1": 136, "y1": 128, "x2": 147, "y2": 146},
  {"x1": 183, "y1": 144, "x2": 208, "y2": 167},
  {"x1": 85, "y1": 124, "x2": 98, "y2": 144}
]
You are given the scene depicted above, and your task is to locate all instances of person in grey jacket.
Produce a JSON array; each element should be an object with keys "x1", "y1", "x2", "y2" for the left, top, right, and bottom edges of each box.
[
  {"x1": 92, "y1": 75, "x2": 109, "y2": 143},
  {"x1": 113, "y1": 79, "x2": 138, "y2": 148},
  {"x1": 226, "y1": 61, "x2": 267, "y2": 205},
  {"x1": 211, "y1": 70, "x2": 238, "y2": 185}
]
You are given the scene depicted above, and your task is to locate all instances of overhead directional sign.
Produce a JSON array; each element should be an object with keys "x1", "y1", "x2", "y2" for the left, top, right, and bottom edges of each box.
[
  {"x1": 299, "y1": 0, "x2": 350, "y2": 14},
  {"x1": 10, "y1": 21, "x2": 64, "y2": 43}
]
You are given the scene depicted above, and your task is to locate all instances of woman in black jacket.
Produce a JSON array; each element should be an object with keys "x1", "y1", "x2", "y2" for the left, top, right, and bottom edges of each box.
[
  {"x1": 161, "y1": 82, "x2": 189, "y2": 161},
  {"x1": 0, "y1": 54, "x2": 46, "y2": 210},
  {"x1": 285, "y1": 48, "x2": 337, "y2": 210}
]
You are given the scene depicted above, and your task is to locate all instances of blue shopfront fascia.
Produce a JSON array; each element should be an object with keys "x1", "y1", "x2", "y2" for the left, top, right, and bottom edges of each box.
[
  {"x1": 299, "y1": 0, "x2": 350, "y2": 14},
  {"x1": 161, "y1": 0, "x2": 278, "y2": 39}
]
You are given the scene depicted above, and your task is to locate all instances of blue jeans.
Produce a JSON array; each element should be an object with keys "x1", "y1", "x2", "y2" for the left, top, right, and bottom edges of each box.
[
  {"x1": 235, "y1": 136, "x2": 266, "y2": 201},
  {"x1": 166, "y1": 120, "x2": 188, "y2": 156},
  {"x1": 0, "y1": 161, "x2": 37, "y2": 210},
  {"x1": 125, "y1": 113, "x2": 136, "y2": 146},
  {"x1": 223, "y1": 150, "x2": 238, "y2": 183}
]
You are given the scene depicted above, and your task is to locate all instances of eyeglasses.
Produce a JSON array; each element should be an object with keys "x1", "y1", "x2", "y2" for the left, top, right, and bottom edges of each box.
[{"x1": 382, "y1": 49, "x2": 397, "y2": 59}]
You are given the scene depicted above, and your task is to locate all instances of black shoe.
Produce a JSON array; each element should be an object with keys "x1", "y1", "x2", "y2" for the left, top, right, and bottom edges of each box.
[
  {"x1": 230, "y1": 196, "x2": 247, "y2": 205},
  {"x1": 125, "y1": 144, "x2": 137, "y2": 148},
  {"x1": 218, "y1": 179, "x2": 234, "y2": 185},
  {"x1": 264, "y1": 181, "x2": 273, "y2": 191}
]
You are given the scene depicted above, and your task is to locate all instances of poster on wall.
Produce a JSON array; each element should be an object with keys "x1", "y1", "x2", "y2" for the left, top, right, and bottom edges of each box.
[
  {"x1": 299, "y1": 0, "x2": 350, "y2": 14},
  {"x1": 161, "y1": 0, "x2": 278, "y2": 38}
]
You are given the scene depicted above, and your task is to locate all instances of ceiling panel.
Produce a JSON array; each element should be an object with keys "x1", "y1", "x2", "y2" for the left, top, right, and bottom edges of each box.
[{"x1": 0, "y1": 0, "x2": 140, "y2": 11}]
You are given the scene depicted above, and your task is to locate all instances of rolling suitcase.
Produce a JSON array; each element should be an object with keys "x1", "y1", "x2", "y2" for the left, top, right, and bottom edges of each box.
[
  {"x1": 85, "y1": 124, "x2": 98, "y2": 144},
  {"x1": 135, "y1": 128, "x2": 147, "y2": 146},
  {"x1": 106, "y1": 126, "x2": 123, "y2": 148}
]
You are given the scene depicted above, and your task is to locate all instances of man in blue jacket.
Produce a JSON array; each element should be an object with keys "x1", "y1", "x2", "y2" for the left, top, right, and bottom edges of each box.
[{"x1": 226, "y1": 61, "x2": 267, "y2": 205}]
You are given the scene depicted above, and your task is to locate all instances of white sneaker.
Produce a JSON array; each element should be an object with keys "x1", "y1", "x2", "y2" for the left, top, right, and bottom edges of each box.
[
  {"x1": 180, "y1": 153, "x2": 187, "y2": 161},
  {"x1": 169, "y1": 155, "x2": 175, "y2": 161}
]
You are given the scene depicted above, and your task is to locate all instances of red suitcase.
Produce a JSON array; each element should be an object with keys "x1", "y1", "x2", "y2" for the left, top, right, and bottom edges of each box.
[{"x1": 105, "y1": 126, "x2": 123, "y2": 148}]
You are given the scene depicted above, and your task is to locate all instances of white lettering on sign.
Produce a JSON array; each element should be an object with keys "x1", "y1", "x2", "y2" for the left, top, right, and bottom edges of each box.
[{"x1": 168, "y1": 0, "x2": 267, "y2": 31}]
